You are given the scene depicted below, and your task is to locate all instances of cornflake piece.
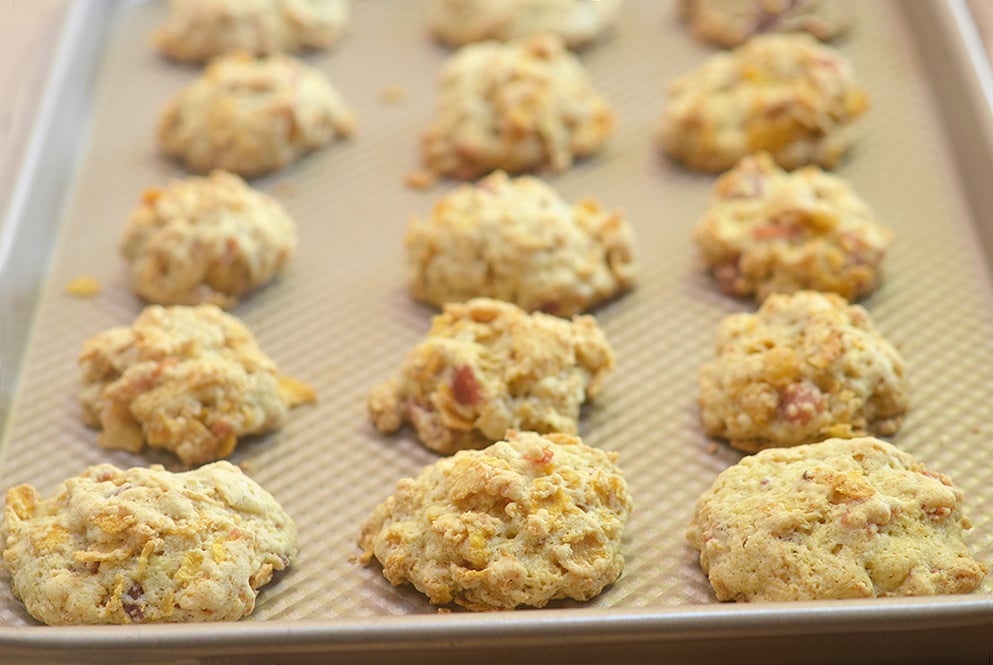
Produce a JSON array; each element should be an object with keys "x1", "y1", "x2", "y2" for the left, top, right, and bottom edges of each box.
[
  {"x1": 687, "y1": 437, "x2": 987, "y2": 601},
  {"x1": 154, "y1": 0, "x2": 350, "y2": 63},
  {"x1": 2, "y1": 461, "x2": 296, "y2": 624},
  {"x1": 699, "y1": 291, "x2": 908, "y2": 452},
  {"x1": 360, "y1": 430, "x2": 632, "y2": 610},
  {"x1": 120, "y1": 171, "x2": 296, "y2": 308},
  {"x1": 421, "y1": 34, "x2": 614, "y2": 180},
  {"x1": 694, "y1": 152, "x2": 891, "y2": 301},
  {"x1": 158, "y1": 52, "x2": 356, "y2": 177},
  {"x1": 657, "y1": 33, "x2": 868, "y2": 172},
  {"x1": 78, "y1": 304, "x2": 312, "y2": 465},
  {"x1": 406, "y1": 171, "x2": 636, "y2": 316},
  {"x1": 368, "y1": 298, "x2": 615, "y2": 454}
]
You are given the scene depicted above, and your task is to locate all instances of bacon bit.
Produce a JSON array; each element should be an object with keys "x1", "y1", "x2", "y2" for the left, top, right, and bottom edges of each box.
[
  {"x1": 378, "y1": 85, "x2": 408, "y2": 105},
  {"x1": 713, "y1": 262, "x2": 741, "y2": 294},
  {"x1": 65, "y1": 275, "x2": 102, "y2": 298},
  {"x1": 752, "y1": 224, "x2": 801, "y2": 241},
  {"x1": 225, "y1": 237, "x2": 240, "y2": 257},
  {"x1": 122, "y1": 583, "x2": 145, "y2": 623},
  {"x1": 405, "y1": 169, "x2": 438, "y2": 190},
  {"x1": 524, "y1": 447, "x2": 554, "y2": 465},
  {"x1": 537, "y1": 301, "x2": 561, "y2": 315},
  {"x1": 778, "y1": 383, "x2": 825, "y2": 425},
  {"x1": 451, "y1": 365, "x2": 481, "y2": 406},
  {"x1": 210, "y1": 420, "x2": 233, "y2": 440}
]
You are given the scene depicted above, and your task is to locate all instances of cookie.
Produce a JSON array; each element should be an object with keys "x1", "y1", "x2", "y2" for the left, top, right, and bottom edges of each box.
[
  {"x1": 368, "y1": 298, "x2": 615, "y2": 454},
  {"x1": 2, "y1": 461, "x2": 296, "y2": 624},
  {"x1": 699, "y1": 291, "x2": 908, "y2": 452},
  {"x1": 679, "y1": 0, "x2": 854, "y2": 48},
  {"x1": 687, "y1": 437, "x2": 987, "y2": 601},
  {"x1": 694, "y1": 152, "x2": 891, "y2": 302},
  {"x1": 657, "y1": 33, "x2": 869, "y2": 172},
  {"x1": 158, "y1": 52, "x2": 356, "y2": 177},
  {"x1": 359, "y1": 430, "x2": 632, "y2": 611},
  {"x1": 154, "y1": 0, "x2": 350, "y2": 63},
  {"x1": 429, "y1": 0, "x2": 622, "y2": 49},
  {"x1": 406, "y1": 171, "x2": 637, "y2": 316},
  {"x1": 421, "y1": 34, "x2": 615, "y2": 180},
  {"x1": 78, "y1": 304, "x2": 314, "y2": 466},
  {"x1": 120, "y1": 171, "x2": 296, "y2": 308}
]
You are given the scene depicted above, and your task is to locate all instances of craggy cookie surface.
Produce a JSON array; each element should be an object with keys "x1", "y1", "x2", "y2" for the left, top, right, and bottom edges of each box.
[
  {"x1": 158, "y1": 52, "x2": 356, "y2": 177},
  {"x1": 657, "y1": 33, "x2": 868, "y2": 172},
  {"x1": 429, "y1": 0, "x2": 621, "y2": 48},
  {"x1": 421, "y1": 34, "x2": 614, "y2": 180},
  {"x1": 2, "y1": 461, "x2": 297, "y2": 624},
  {"x1": 359, "y1": 430, "x2": 632, "y2": 611},
  {"x1": 154, "y1": 0, "x2": 350, "y2": 63},
  {"x1": 406, "y1": 171, "x2": 636, "y2": 316},
  {"x1": 700, "y1": 291, "x2": 908, "y2": 452},
  {"x1": 679, "y1": 0, "x2": 854, "y2": 48},
  {"x1": 687, "y1": 437, "x2": 987, "y2": 601},
  {"x1": 79, "y1": 304, "x2": 313, "y2": 465},
  {"x1": 694, "y1": 152, "x2": 891, "y2": 302},
  {"x1": 120, "y1": 171, "x2": 296, "y2": 308},
  {"x1": 368, "y1": 298, "x2": 615, "y2": 454}
]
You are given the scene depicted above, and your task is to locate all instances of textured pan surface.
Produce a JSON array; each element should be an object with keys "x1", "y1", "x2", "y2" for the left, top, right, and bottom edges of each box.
[{"x1": 0, "y1": 0, "x2": 991, "y2": 627}]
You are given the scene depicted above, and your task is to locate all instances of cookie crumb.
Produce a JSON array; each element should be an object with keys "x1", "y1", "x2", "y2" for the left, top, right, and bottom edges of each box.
[
  {"x1": 278, "y1": 375, "x2": 317, "y2": 407},
  {"x1": 405, "y1": 169, "x2": 438, "y2": 190},
  {"x1": 378, "y1": 85, "x2": 407, "y2": 105},
  {"x1": 273, "y1": 180, "x2": 298, "y2": 197},
  {"x1": 707, "y1": 443, "x2": 719, "y2": 454},
  {"x1": 65, "y1": 275, "x2": 102, "y2": 298}
]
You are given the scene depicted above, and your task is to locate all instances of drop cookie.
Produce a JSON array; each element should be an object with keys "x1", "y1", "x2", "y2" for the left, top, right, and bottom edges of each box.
[
  {"x1": 121, "y1": 171, "x2": 296, "y2": 308},
  {"x1": 2, "y1": 461, "x2": 296, "y2": 624},
  {"x1": 694, "y1": 152, "x2": 891, "y2": 301},
  {"x1": 679, "y1": 0, "x2": 854, "y2": 48},
  {"x1": 421, "y1": 34, "x2": 615, "y2": 180},
  {"x1": 79, "y1": 304, "x2": 314, "y2": 465},
  {"x1": 687, "y1": 437, "x2": 987, "y2": 601},
  {"x1": 158, "y1": 52, "x2": 356, "y2": 177},
  {"x1": 699, "y1": 290, "x2": 908, "y2": 452},
  {"x1": 657, "y1": 33, "x2": 868, "y2": 172},
  {"x1": 368, "y1": 298, "x2": 615, "y2": 454},
  {"x1": 154, "y1": 0, "x2": 350, "y2": 63},
  {"x1": 406, "y1": 171, "x2": 636, "y2": 316},
  {"x1": 429, "y1": 0, "x2": 621, "y2": 49},
  {"x1": 359, "y1": 430, "x2": 632, "y2": 611}
]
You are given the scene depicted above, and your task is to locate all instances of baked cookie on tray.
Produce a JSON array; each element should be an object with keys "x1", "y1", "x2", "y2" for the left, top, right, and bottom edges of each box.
[
  {"x1": 694, "y1": 152, "x2": 891, "y2": 302},
  {"x1": 421, "y1": 34, "x2": 615, "y2": 180},
  {"x1": 2, "y1": 461, "x2": 296, "y2": 624},
  {"x1": 687, "y1": 437, "x2": 988, "y2": 601},
  {"x1": 699, "y1": 291, "x2": 908, "y2": 452},
  {"x1": 678, "y1": 0, "x2": 855, "y2": 48},
  {"x1": 121, "y1": 170, "x2": 296, "y2": 308},
  {"x1": 158, "y1": 52, "x2": 356, "y2": 177},
  {"x1": 154, "y1": 0, "x2": 351, "y2": 63},
  {"x1": 657, "y1": 33, "x2": 869, "y2": 172},
  {"x1": 359, "y1": 430, "x2": 632, "y2": 611},
  {"x1": 368, "y1": 298, "x2": 615, "y2": 454},
  {"x1": 78, "y1": 304, "x2": 315, "y2": 466},
  {"x1": 406, "y1": 170, "x2": 637, "y2": 316},
  {"x1": 428, "y1": 0, "x2": 622, "y2": 49}
]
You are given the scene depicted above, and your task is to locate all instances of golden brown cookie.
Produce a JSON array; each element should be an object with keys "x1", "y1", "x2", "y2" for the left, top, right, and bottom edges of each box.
[
  {"x1": 360, "y1": 430, "x2": 632, "y2": 610},
  {"x1": 2, "y1": 461, "x2": 296, "y2": 624},
  {"x1": 699, "y1": 291, "x2": 908, "y2": 452},
  {"x1": 406, "y1": 171, "x2": 636, "y2": 316},
  {"x1": 687, "y1": 437, "x2": 987, "y2": 601},
  {"x1": 679, "y1": 0, "x2": 854, "y2": 48},
  {"x1": 368, "y1": 298, "x2": 615, "y2": 454}
]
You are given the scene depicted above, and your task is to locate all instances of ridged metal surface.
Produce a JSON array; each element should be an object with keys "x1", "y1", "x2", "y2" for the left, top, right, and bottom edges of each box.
[{"x1": 0, "y1": 0, "x2": 991, "y2": 629}]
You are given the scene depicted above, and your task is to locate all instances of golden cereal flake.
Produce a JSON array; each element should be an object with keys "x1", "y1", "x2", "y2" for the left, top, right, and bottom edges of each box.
[
  {"x1": 687, "y1": 438, "x2": 987, "y2": 601},
  {"x1": 1, "y1": 461, "x2": 296, "y2": 625},
  {"x1": 65, "y1": 275, "x2": 102, "y2": 298},
  {"x1": 360, "y1": 430, "x2": 632, "y2": 611},
  {"x1": 368, "y1": 298, "x2": 615, "y2": 454}
]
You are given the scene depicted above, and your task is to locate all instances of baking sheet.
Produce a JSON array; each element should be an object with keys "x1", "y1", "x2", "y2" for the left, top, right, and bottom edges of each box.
[{"x1": 1, "y1": 0, "x2": 993, "y2": 661}]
